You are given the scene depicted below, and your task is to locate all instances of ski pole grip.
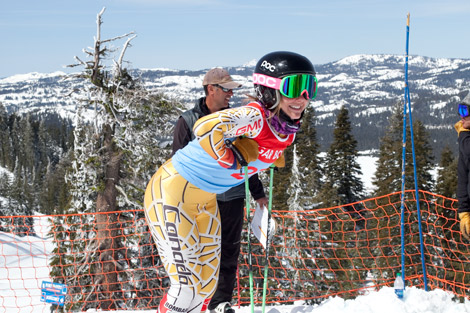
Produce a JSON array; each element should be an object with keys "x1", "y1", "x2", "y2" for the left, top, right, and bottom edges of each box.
[{"x1": 225, "y1": 139, "x2": 248, "y2": 167}]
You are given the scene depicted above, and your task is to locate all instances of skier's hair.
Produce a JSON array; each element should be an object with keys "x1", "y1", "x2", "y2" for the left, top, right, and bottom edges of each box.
[{"x1": 245, "y1": 94, "x2": 282, "y2": 121}]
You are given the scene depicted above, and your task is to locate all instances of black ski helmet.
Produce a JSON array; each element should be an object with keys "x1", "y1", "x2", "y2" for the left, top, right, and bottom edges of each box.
[{"x1": 254, "y1": 51, "x2": 316, "y2": 109}]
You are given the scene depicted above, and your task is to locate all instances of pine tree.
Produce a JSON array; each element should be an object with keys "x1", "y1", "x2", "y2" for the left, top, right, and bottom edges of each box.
[
  {"x1": 372, "y1": 102, "x2": 435, "y2": 196},
  {"x1": 21, "y1": 115, "x2": 35, "y2": 171},
  {"x1": 319, "y1": 105, "x2": 364, "y2": 207},
  {"x1": 7, "y1": 163, "x2": 35, "y2": 236},
  {"x1": 435, "y1": 146, "x2": 457, "y2": 198},
  {"x1": 49, "y1": 8, "x2": 182, "y2": 311},
  {"x1": 291, "y1": 106, "x2": 324, "y2": 209},
  {"x1": 410, "y1": 119, "x2": 435, "y2": 191},
  {"x1": 434, "y1": 145, "x2": 459, "y2": 242},
  {"x1": 0, "y1": 171, "x2": 12, "y2": 223},
  {"x1": 371, "y1": 101, "x2": 436, "y2": 282},
  {"x1": 271, "y1": 106, "x2": 323, "y2": 212},
  {"x1": 10, "y1": 117, "x2": 22, "y2": 172},
  {"x1": 0, "y1": 104, "x2": 12, "y2": 169},
  {"x1": 270, "y1": 145, "x2": 293, "y2": 212}
]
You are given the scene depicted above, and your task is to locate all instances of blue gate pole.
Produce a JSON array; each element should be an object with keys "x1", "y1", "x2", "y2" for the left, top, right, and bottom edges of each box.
[
  {"x1": 400, "y1": 13, "x2": 410, "y2": 286},
  {"x1": 402, "y1": 13, "x2": 429, "y2": 291}
]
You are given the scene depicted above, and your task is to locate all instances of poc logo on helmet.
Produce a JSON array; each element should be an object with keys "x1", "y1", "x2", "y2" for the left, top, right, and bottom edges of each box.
[
  {"x1": 260, "y1": 60, "x2": 276, "y2": 72},
  {"x1": 253, "y1": 73, "x2": 278, "y2": 88}
]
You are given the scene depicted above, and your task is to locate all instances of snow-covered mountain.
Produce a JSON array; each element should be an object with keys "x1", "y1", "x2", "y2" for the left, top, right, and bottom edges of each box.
[{"x1": 1, "y1": 54, "x2": 469, "y2": 156}]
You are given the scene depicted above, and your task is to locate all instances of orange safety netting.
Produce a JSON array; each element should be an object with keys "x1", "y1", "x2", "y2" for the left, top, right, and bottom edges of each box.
[{"x1": 1, "y1": 190, "x2": 470, "y2": 312}]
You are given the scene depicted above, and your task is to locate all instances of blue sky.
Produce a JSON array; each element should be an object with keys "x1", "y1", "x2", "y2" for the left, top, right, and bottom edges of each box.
[{"x1": 2, "y1": 0, "x2": 470, "y2": 78}]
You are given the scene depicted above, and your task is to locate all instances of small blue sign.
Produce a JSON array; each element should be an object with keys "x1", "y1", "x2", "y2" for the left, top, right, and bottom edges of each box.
[{"x1": 40, "y1": 281, "x2": 67, "y2": 306}]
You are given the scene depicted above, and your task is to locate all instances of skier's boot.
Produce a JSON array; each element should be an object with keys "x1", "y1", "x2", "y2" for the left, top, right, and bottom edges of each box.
[{"x1": 210, "y1": 302, "x2": 235, "y2": 313}]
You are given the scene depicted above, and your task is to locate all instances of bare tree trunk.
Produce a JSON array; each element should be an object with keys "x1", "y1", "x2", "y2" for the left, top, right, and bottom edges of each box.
[
  {"x1": 68, "y1": 8, "x2": 137, "y2": 309},
  {"x1": 95, "y1": 124, "x2": 122, "y2": 310}
]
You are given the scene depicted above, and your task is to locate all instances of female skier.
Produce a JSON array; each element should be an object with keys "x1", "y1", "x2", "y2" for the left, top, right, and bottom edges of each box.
[{"x1": 144, "y1": 51, "x2": 318, "y2": 313}]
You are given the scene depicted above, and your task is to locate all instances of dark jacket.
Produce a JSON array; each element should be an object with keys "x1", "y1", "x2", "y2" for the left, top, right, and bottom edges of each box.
[
  {"x1": 171, "y1": 97, "x2": 266, "y2": 201},
  {"x1": 458, "y1": 129, "x2": 470, "y2": 213}
]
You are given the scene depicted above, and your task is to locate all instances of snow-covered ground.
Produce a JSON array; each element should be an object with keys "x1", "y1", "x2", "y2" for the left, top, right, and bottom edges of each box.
[
  {"x1": 95, "y1": 287, "x2": 470, "y2": 313},
  {"x1": 0, "y1": 215, "x2": 54, "y2": 312}
]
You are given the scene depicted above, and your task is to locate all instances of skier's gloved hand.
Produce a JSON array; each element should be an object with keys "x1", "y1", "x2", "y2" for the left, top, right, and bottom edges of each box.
[
  {"x1": 273, "y1": 153, "x2": 285, "y2": 168},
  {"x1": 459, "y1": 212, "x2": 470, "y2": 240},
  {"x1": 231, "y1": 137, "x2": 259, "y2": 169},
  {"x1": 455, "y1": 121, "x2": 470, "y2": 136}
]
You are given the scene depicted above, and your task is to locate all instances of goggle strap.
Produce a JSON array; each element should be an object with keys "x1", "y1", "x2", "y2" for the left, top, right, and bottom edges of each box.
[{"x1": 252, "y1": 73, "x2": 282, "y2": 90}]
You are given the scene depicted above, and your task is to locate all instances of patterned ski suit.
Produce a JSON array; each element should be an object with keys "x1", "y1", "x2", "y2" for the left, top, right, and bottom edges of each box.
[{"x1": 144, "y1": 101, "x2": 294, "y2": 313}]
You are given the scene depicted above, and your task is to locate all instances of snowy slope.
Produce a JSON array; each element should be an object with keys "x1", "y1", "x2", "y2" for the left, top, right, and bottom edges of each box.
[{"x1": 0, "y1": 215, "x2": 53, "y2": 313}]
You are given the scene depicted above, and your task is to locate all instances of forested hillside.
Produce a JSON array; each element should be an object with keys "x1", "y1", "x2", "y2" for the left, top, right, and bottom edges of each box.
[
  {"x1": 2, "y1": 54, "x2": 469, "y2": 159},
  {"x1": 0, "y1": 108, "x2": 72, "y2": 233}
]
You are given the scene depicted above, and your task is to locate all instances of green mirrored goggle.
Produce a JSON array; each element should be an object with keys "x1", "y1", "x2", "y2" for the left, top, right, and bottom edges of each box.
[{"x1": 279, "y1": 74, "x2": 318, "y2": 100}]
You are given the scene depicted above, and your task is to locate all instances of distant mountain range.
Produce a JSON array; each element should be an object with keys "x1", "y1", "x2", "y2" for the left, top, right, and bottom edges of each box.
[{"x1": 1, "y1": 54, "x2": 469, "y2": 158}]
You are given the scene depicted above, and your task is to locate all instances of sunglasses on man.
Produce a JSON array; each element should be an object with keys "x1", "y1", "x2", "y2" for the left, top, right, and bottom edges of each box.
[{"x1": 213, "y1": 84, "x2": 233, "y2": 93}]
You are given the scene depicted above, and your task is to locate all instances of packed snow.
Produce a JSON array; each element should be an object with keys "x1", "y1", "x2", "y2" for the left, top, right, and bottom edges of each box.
[{"x1": 1, "y1": 225, "x2": 469, "y2": 313}]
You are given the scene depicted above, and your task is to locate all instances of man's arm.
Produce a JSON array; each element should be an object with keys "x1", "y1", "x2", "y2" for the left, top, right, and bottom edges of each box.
[
  {"x1": 249, "y1": 174, "x2": 265, "y2": 200},
  {"x1": 171, "y1": 117, "x2": 192, "y2": 156}
]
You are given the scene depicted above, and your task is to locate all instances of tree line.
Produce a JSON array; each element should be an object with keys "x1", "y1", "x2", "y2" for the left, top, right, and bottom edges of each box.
[
  {"x1": 0, "y1": 95, "x2": 457, "y2": 222},
  {"x1": 0, "y1": 106, "x2": 73, "y2": 234}
]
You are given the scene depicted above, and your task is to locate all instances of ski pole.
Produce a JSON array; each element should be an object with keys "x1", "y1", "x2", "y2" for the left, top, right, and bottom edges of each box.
[
  {"x1": 261, "y1": 164, "x2": 274, "y2": 313},
  {"x1": 224, "y1": 139, "x2": 254, "y2": 312},
  {"x1": 244, "y1": 165, "x2": 255, "y2": 313}
]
